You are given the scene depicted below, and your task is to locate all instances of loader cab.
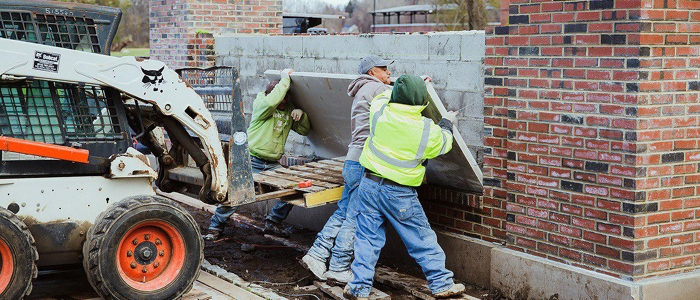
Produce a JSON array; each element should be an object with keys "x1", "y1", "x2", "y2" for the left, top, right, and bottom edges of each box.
[{"x1": 0, "y1": 0, "x2": 131, "y2": 177}]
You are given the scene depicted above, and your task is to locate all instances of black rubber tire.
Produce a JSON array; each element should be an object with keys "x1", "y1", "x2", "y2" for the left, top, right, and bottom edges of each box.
[
  {"x1": 0, "y1": 207, "x2": 38, "y2": 300},
  {"x1": 82, "y1": 195, "x2": 203, "y2": 300}
]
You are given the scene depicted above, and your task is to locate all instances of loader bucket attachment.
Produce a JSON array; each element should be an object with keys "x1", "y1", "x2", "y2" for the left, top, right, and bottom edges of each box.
[{"x1": 176, "y1": 66, "x2": 255, "y2": 206}]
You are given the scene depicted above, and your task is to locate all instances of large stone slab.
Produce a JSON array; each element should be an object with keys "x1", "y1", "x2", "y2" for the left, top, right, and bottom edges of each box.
[{"x1": 265, "y1": 70, "x2": 482, "y2": 193}]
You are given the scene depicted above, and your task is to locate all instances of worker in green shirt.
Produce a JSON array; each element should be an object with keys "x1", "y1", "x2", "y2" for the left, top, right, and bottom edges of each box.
[{"x1": 204, "y1": 69, "x2": 311, "y2": 240}]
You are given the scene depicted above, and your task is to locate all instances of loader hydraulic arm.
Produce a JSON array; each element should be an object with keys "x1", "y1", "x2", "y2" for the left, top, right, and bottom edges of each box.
[{"x1": 0, "y1": 38, "x2": 229, "y2": 203}]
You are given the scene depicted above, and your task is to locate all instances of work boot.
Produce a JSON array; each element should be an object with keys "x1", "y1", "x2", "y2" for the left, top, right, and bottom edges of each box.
[
  {"x1": 263, "y1": 220, "x2": 289, "y2": 237},
  {"x1": 433, "y1": 283, "x2": 466, "y2": 298},
  {"x1": 300, "y1": 254, "x2": 327, "y2": 280},
  {"x1": 324, "y1": 269, "x2": 352, "y2": 284},
  {"x1": 342, "y1": 285, "x2": 369, "y2": 300},
  {"x1": 202, "y1": 228, "x2": 224, "y2": 241}
]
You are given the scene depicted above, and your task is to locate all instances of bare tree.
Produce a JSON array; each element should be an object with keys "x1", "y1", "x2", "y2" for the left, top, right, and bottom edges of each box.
[{"x1": 432, "y1": 0, "x2": 487, "y2": 31}]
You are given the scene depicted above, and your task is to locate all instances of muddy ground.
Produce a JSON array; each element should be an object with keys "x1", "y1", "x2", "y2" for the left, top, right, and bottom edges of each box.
[{"x1": 186, "y1": 206, "x2": 498, "y2": 300}]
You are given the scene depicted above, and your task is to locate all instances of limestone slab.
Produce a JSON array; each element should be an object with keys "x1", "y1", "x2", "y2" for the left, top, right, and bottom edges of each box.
[{"x1": 265, "y1": 70, "x2": 483, "y2": 193}]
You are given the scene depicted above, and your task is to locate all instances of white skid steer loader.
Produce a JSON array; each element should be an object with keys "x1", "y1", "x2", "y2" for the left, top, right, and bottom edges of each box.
[{"x1": 0, "y1": 1, "x2": 248, "y2": 299}]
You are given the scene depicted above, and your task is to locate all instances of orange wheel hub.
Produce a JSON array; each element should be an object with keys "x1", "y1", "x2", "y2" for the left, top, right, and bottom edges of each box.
[
  {"x1": 116, "y1": 221, "x2": 185, "y2": 291},
  {"x1": 0, "y1": 238, "x2": 13, "y2": 294}
]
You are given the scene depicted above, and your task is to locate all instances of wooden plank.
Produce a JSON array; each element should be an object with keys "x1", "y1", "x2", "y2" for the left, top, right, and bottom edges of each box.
[
  {"x1": 375, "y1": 266, "x2": 434, "y2": 300},
  {"x1": 304, "y1": 186, "x2": 344, "y2": 207},
  {"x1": 285, "y1": 198, "x2": 308, "y2": 207},
  {"x1": 268, "y1": 169, "x2": 338, "y2": 188},
  {"x1": 181, "y1": 288, "x2": 213, "y2": 300},
  {"x1": 306, "y1": 161, "x2": 343, "y2": 172},
  {"x1": 319, "y1": 159, "x2": 345, "y2": 167},
  {"x1": 289, "y1": 165, "x2": 344, "y2": 180},
  {"x1": 256, "y1": 189, "x2": 300, "y2": 201},
  {"x1": 197, "y1": 271, "x2": 267, "y2": 300},
  {"x1": 254, "y1": 173, "x2": 325, "y2": 193},
  {"x1": 331, "y1": 157, "x2": 346, "y2": 163},
  {"x1": 314, "y1": 281, "x2": 389, "y2": 300},
  {"x1": 274, "y1": 168, "x2": 345, "y2": 185}
]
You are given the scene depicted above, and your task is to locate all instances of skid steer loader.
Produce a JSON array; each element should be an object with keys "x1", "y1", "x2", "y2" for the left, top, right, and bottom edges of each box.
[{"x1": 0, "y1": 1, "x2": 248, "y2": 299}]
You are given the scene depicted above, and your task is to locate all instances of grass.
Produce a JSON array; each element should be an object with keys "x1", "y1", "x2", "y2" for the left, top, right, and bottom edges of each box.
[{"x1": 111, "y1": 48, "x2": 150, "y2": 57}]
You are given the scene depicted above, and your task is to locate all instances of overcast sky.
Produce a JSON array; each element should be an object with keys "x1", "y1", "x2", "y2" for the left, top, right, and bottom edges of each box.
[{"x1": 322, "y1": 0, "x2": 350, "y2": 5}]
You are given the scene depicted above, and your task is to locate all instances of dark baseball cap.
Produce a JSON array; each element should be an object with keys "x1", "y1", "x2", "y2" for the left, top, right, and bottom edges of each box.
[{"x1": 358, "y1": 55, "x2": 394, "y2": 74}]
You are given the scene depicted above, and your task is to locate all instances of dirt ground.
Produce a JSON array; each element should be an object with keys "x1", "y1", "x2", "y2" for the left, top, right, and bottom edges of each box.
[{"x1": 186, "y1": 206, "x2": 499, "y2": 300}]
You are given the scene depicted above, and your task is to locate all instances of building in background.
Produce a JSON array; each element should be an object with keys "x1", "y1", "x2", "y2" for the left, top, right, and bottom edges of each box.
[
  {"x1": 370, "y1": 4, "x2": 498, "y2": 33},
  {"x1": 283, "y1": 13, "x2": 345, "y2": 34}
]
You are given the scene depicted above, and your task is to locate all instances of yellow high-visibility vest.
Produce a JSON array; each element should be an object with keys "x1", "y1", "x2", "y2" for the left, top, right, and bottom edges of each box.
[{"x1": 359, "y1": 90, "x2": 453, "y2": 187}]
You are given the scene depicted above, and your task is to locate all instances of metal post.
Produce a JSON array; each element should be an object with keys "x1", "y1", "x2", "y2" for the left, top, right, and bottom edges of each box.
[{"x1": 372, "y1": 0, "x2": 376, "y2": 32}]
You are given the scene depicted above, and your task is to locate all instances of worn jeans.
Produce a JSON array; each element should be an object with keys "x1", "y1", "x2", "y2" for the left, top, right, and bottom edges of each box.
[
  {"x1": 306, "y1": 160, "x2": 364, "y2": 272},
  {"x1": 209, "y1": 155, "x2": 281, "y2": 231},
  {"x1": 347, "y1": 177, "x2": 454, "y2": 298}
]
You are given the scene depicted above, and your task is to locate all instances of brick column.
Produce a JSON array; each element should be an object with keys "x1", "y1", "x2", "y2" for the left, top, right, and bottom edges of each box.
[
  {"x1": 485, "y1": 0, "x2": 700, "y2": 279},
  {"x1": 149, "y1": 0, "x2": 282, "y2": 68}
]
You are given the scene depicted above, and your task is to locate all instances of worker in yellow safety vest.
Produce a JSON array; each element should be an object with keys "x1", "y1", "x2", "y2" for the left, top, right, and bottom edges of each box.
[{"x1": 343, "y1": 75, "x2": 465, "y2": 299}]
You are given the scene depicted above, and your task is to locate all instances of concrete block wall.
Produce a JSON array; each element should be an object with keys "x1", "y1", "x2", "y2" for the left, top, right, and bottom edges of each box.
[
  {"x1": 149, "y1": 0, "x2": 282, "y2": 68},
  {"x1": 215, "y1": 32, "x2": 487, "y2": 169},
  {"x1": 485, "y1": 0, "x2": 700, "y2": 280}
]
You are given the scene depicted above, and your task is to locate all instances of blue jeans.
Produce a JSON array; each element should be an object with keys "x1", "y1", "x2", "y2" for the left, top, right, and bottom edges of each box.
[
  {"x1": 347, "y1": 177, "x2": 454, "y2": 297},
  {"x1": 209, "y1": 155, "x2": 281, "y2": 231},
  {"x1": 306, "y1": 160, "x2": 363, "y2": 272}
]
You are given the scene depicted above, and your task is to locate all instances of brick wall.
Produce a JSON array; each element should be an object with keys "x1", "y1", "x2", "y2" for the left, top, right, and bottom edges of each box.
[
  {"x1": 485, "y1": 0, "x2": 700, "y2": 280},
  {"x1": 149, "y1": 0, "x2": 282, "y2": 68}
]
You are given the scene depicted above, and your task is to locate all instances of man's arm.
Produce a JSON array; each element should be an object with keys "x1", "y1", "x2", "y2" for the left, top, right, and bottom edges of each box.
[
  {"x1": 422, "y1": 118, "x2": 454, "y2": 160},
  {"x1": 251, "y1": 77, "x2": 291, "y2": 121},
  {"x1": 291, "y1": 105, "x2": 311, "y2": 136}
]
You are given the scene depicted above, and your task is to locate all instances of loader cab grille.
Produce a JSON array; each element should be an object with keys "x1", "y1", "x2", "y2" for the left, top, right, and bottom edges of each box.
[
  {"x1": 0, "y1": 12, "x2": 101, "y2": 53},
  {"x1": 0, "y1": 81, "x2": 123, "y2": 144}
]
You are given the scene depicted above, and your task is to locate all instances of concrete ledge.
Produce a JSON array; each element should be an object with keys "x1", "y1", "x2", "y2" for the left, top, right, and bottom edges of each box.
[
  {"x1": 436, "y1": 231, "x2": 495, "y2": 289},
  {"x1": 491, "y1": 248, "x2": 640, "y2": 300},
  {"x1": 638, "y1": 269, "x2": 700, "y2": 300}
]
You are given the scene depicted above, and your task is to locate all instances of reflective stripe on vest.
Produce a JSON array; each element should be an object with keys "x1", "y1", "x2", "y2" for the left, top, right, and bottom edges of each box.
[{"x1": 368, "y1": 100, "x2": 429, "y2": 169}]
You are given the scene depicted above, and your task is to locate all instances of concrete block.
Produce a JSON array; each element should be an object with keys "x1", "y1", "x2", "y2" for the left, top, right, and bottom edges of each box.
[
  {"x1": 302, "y1": 35, "x2": 354, "y2": 59},
  {"x1": 491, "y1": 248, "x2": 641, "y2": 300},
  {"x1": 428, "y1": 33, "x2": 462, "y2": 61},
  {"x1": 313, "y1": 58, "x2": 340, "y2": 74},
  {"x1": 460, "y1": 31, "x2": 486, "y2": 62},
  {"x1": 370, "y1": 34, "x2": 429, "y2": 61},
  {"x1": 436, "y1": 231, "x2": 495, "y2": 289},
  {"x1": 266, "y1": 35, "x2": 303, "y2": 58},
  {"x1": 224, "y1": 36, "x2": 266, "y2": 57},
  {"x1": 455, "y1": 119, "x2": 485, "y2": 148}
]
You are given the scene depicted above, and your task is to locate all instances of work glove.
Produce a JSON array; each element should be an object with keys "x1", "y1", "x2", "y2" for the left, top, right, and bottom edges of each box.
[
  {"x1": 281, "y1": 68, "x2": 294, "y2": 79},
  {"x1": 291, "y1": 109, "x2": 304, "y2": 121},
  {"x1": 421, "y1": 75, "x2": 432, "y2": 83},
  {"x1": 443, "y1": 111, "x2": 458, "y2": 123}
]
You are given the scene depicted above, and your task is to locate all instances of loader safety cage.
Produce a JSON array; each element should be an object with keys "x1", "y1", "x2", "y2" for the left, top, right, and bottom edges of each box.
[
  {"x1": 0, "y1": 0, "x2": 129, "y2": 177},
  {"x1": 0, "y1": 0, "x2": 121, "y2": 55}
]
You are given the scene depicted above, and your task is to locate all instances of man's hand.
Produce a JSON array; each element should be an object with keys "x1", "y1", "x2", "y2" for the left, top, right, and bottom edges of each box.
[
  {"x1": 421, "y1": 75, "x2": 432, "y2": 83},
  {"x1": 291, "y1": 109, "x2": 304, "y2": 121},
  {"x1": 281, "y1": 68, "x2": 294, "y2": 79},
  {"x1": 443, "y1": 111, "x2": 458, "y2": 123}
]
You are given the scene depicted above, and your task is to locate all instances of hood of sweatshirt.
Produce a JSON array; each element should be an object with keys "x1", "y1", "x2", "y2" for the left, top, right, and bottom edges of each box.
[{"x1": 347, "y1": 75, "x2": 385, "y2": 97}]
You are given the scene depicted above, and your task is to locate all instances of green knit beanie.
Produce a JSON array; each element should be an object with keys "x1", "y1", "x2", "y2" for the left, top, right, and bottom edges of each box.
[{"x1": 390, "y1": 75, "x2": 428, "y2": 106}]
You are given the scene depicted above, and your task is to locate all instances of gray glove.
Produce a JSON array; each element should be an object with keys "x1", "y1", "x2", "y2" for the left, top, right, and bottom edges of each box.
[{"x1": 443, "y1": 111, "x2": 458, "y2": 123}]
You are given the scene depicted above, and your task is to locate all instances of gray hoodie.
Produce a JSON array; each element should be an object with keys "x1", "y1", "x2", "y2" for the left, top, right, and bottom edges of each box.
[{"x1": 346, "y1": 75, "x2": 391, "y2": 162}]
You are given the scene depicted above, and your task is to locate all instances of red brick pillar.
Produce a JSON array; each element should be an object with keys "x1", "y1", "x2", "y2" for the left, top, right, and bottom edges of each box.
[
  {"x1": 485, "y1": 0, "x2": 700, "y2": 279},
  {"x1": 149, "y1": 0, "x2": 282, "y2": 68}
]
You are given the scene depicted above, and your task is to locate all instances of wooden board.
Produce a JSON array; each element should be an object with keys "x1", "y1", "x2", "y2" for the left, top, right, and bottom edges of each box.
[
  {"x1": 314, "y1": 281, "x2": 390, "y2": 300},
  {"x1": 253, "y1": 158, "x2": 346, "y2": 208},
  {"x1": 197, "y1": 271, "x2": 267, "y2": 300}
]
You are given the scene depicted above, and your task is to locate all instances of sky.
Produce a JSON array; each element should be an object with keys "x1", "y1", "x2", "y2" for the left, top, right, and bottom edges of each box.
[{"x1": 321, "y1": 0, "x2": 350, "y2": 5}]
